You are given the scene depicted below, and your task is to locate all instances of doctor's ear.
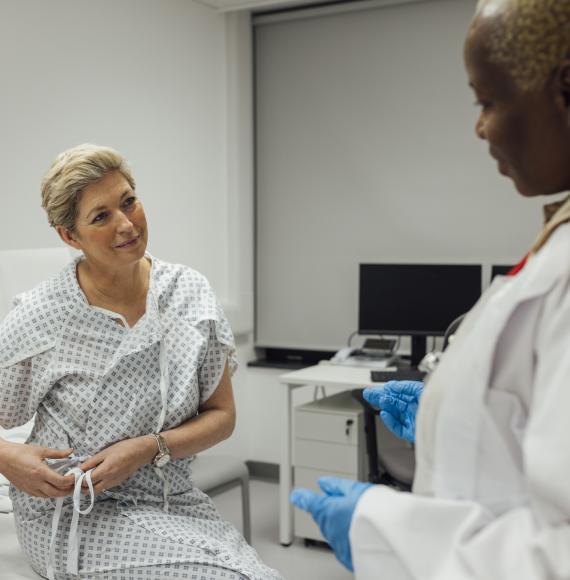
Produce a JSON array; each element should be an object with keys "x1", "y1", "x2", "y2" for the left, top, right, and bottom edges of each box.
[
  {"x1": 55, "y1": 225, "x2": 82, "y2": 250},
  {"x1": 554, "y1": 61, "x2": 570, "y2": 120}
]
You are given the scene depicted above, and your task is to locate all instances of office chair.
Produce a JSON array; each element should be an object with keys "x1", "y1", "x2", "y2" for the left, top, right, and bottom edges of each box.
[
  {"x1": 351, "y1": 389, "x2": 414, "y2": 489},
  {"x1": 352, "y1": 314, "x2": 467, "y2": 489}
]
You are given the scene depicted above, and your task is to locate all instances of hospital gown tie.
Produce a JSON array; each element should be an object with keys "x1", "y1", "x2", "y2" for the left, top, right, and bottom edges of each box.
[{"x1": 47, "y1": 466, "x2": 95, "y2": 580}]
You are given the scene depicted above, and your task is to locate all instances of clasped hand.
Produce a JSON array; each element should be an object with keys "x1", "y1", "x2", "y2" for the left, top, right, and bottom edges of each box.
[
  {"x1": 0, "y1": 442, "x2": 76, "y2": 498},
  {"x1": 363, "y1": 380, "x2": 424, "y2": 443},
  {"x1": 79, "y1": 436, "x2": 156, "y2": 495},
  {"x1": 0, "y1": 436, "x2": 156, "y2": 498}
]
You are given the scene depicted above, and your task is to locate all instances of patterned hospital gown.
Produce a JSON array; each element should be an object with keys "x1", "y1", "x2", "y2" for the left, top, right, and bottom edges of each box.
[{"x1": 0, "y1": 255, "x2": 282, "y2": 580}]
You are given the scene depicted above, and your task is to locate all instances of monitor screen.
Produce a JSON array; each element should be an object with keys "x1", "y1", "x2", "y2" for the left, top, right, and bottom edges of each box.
[
  {"x1": 359, "y1": 264, "x2": 482, "y2": 336},
  {"x1": 491, "y1": 264, "x2": 513, "y2": 280}
]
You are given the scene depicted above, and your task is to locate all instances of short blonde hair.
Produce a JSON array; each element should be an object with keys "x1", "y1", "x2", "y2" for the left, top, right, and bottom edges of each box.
[
  {"x1": 41, "y1": 143, "x2": 136, "y2": 230},
  {"x1": 475, "y1": 0, "x2": 570, "y2": 92}
]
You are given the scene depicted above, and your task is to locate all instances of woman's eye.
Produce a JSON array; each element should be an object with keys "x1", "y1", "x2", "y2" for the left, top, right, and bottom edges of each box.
[
  {"x1": 92, "y1": 212, "x2": 108, "y2": 223},
  {"x1": 123, "y1": 196, "x2": 136, "y2": 208}
]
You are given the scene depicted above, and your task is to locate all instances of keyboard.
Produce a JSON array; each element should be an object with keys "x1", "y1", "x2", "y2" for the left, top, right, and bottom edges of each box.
[{"x1": 370, "y1": 369, "x2": 426, "y2": 383}]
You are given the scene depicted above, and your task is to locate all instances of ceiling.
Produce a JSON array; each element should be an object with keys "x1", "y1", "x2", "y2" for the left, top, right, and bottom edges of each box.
[{"x1": 196, "y1": 0, "x2": 348, "y2": 13}]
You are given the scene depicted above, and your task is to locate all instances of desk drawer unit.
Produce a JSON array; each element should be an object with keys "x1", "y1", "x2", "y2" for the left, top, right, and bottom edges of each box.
[{"x1": 293, "y1": 390, "x2": 366, "y2": 542}]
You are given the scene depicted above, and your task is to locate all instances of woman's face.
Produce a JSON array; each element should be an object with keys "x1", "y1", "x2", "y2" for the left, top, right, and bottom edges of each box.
[
  {"x1": 62, "y1": 170, "x2": 148, "y2": 268},
  {"x1": 464, "y1": 27, "x2": 570, "y2": 197}
]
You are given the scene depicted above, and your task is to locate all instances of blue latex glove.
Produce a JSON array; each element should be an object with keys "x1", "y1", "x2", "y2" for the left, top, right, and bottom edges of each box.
[
  {"x1": 363, "y1": 380, "x2": 424, "y2": 443},
  {"x1": 290, "y1": 477, "x2": 372, "y2": 571}
]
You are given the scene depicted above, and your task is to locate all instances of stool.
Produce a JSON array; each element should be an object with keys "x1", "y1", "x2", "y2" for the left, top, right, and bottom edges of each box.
[{"x1": 192, "y1": 454, "x2": 251, "y2": 544}]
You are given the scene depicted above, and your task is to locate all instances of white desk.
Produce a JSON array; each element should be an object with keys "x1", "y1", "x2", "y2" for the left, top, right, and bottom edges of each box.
[{"x1": 278, "y1": 363, "x2": 382, "y2": 545}]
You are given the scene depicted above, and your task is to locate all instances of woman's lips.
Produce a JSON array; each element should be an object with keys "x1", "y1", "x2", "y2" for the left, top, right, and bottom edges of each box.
[{"x1": 116, "y1": 235, "x2": 140, "y2": 248}]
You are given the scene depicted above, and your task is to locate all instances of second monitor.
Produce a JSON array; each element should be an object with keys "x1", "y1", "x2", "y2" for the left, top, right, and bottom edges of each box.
[{"x1": 359, "y1": 263, "x2": 482, "y2": 366}]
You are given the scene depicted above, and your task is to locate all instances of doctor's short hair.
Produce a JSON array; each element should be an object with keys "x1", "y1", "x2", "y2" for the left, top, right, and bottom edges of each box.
[
  {"x1": 41, "y1": 143, "x2": 136, "y2": 231},
  {"x1": 475, "y1": 0, "x2": 570, "y2": 92}
]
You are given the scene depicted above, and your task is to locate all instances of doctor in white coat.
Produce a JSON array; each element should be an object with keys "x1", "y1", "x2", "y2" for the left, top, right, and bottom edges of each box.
[{"x1": 291, "y1": 0, "x2": 570, "y2": 578}]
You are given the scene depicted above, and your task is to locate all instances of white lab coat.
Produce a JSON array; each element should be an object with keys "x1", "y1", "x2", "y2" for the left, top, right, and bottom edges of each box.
[{"x1": 351, "y1": 211, "x2": 570, "y2": 579}]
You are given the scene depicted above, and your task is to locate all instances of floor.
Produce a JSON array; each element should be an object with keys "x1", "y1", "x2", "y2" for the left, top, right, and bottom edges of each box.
[{"x1": 212, "y1": 479, "x2": 353, "y2": 580}]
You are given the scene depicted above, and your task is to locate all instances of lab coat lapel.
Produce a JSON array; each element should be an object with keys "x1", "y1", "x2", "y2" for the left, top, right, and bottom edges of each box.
[{"x1": 433, "y1": 246, "x2": 563, "y2": 500}]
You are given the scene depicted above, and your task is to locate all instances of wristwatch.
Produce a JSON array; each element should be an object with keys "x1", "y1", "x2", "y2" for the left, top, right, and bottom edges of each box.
[{"x1": 151, "y1": 433, "x2": 171, "y2": 468}]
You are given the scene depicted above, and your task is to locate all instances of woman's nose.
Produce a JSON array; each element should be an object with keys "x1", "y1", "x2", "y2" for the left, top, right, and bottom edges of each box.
[{"x1": 115, "y1": 211, "x2": 134, "y2": 232}]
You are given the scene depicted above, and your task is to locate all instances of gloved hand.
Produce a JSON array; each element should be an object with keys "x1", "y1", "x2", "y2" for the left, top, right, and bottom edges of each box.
[
  {"x1": 290, "y1": 477, "x2": 372, "y2": 571},
  {"x1": 363, "y1": 380, "x2": 424, "y2": 443}
]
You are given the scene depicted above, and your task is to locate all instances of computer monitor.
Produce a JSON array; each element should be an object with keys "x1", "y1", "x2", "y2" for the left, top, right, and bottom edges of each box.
[
  {"x1": 359, "y1": 264, "x2": 482, "y2": 366},
  {"x1": 491, "y1": 264, "x2": 514, "y2": 280}
]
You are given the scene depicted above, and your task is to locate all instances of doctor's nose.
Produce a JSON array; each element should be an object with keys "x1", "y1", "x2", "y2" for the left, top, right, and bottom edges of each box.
[{"x1": 475, "y1": 114, "x2": 486, "y2": 140}]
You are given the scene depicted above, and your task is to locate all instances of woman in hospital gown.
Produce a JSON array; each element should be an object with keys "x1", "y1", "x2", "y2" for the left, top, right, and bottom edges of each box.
[
  {"x1": 0, "y1": 144, "x2": 281, "y2": 580},
  {"x1": 293, "y1": 1, "x2": 570, "y2": 578}
]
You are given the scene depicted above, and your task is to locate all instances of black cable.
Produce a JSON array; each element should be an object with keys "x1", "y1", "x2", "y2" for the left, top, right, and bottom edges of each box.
[
  {"x1": 391, "y1": 336, "x2": 401, "y2": 356},
  {"x1": 443, "y1": 314, "x2": 466, "y2": 350},
  {"x1": 347, "y1": 330, "x2": 359, "y2": 347}
]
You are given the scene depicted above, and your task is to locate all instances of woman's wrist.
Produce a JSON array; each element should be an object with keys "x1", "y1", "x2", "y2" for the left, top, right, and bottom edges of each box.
[
  {"x1": 0, "y1": 439, "x2": 15, "y2": 472},
  {"x1": 137, "y1": 434, "x2": 159, "y2": 465}
]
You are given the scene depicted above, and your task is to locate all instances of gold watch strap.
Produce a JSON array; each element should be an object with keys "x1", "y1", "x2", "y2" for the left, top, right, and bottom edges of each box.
[{"x1": 151, "y1": 432, "x2": 169, "y2": 456}]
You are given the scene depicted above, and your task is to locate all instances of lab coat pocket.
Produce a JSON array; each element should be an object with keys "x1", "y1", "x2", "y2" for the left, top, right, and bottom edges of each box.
[
  {"x1": 478, "y1": 389, "x2": 529, "y2": 513},
  {"x1": 120, "y1": 505, "x2": 221, "y2": 556}
]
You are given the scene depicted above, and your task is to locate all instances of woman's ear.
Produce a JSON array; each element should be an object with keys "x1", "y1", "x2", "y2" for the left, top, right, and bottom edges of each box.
[{"x1": 55, "y1": 225, "x2": 82, "y2": 250}]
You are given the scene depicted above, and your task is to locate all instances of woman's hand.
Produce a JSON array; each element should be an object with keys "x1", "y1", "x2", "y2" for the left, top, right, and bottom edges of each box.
[
  {"x1": 0, "y1": 441, "x2": 75, "y2": 498},
  {"x1": 79, "y1": 436, "x2": 156, "y2": 494}
]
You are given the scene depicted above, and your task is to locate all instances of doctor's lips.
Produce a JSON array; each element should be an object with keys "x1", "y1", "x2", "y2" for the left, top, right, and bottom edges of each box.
[
  {"x1": 490, "y1": 149, "x2": 509, "y2": 176},
  {"x1": 496, "y1": 159, "x2": 509, "y2": 176},
  {"x1": 115, "y1": 235, "x2": 141, "y2": 248}
]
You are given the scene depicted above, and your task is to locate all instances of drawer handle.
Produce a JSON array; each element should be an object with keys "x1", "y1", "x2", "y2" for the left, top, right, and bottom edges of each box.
[{"x1": 345, "y1": 419, "x2": 354, "y2": 436}]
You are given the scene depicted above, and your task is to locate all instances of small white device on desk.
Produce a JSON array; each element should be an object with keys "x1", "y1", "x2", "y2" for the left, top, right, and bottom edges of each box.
[
  {"x1": 293, "y1": 391, "x2": 366, "y2": 542},
  {"x1": 330, "y1": 337, "x2": 398, "y2": 369}
]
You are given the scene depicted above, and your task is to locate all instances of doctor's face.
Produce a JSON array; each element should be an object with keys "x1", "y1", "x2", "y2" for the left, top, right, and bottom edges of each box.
[
  {"x1": 64, "y1": 170, "x2": 148, "y2": 268},
  {"x1": 464, "y1": 27, "x2": 570, "y2": 197}
]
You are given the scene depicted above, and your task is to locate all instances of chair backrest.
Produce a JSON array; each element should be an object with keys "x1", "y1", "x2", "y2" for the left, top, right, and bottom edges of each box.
[
  {"x1": 351, "y1": 389, "x2": 414, "y2": 489},
  {"x1": 0, "y1": 247, "x2": 72, "y2": 319}
]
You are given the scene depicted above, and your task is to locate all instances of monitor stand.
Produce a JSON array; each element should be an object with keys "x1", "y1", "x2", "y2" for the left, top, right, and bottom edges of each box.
[{"x1": 410, "y1": 335, "x2": 427, "y2": 368}]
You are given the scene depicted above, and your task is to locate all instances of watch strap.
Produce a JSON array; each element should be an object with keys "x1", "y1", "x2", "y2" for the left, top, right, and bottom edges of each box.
[{"x1": 151, "y1": 432, "x2": 170, "y2": 463}]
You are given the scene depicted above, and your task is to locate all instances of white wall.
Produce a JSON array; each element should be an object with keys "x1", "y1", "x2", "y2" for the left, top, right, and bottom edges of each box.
[
  {"x1": 203, "y1": 12, "x2": 256, "y2": 460},
  {"x1": 0, "y1": 0, "x2": 229, "y2": 297}
]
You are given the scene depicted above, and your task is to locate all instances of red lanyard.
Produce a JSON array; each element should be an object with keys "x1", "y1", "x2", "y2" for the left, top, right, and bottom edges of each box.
[{"x1": 507, "y1": 253, "x2": 529, "y2": 276}]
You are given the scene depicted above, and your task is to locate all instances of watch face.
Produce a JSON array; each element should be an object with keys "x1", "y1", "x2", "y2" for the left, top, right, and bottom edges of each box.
[{"x1": 155, "y1": 453, "x2": 171, "y2": 468}]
